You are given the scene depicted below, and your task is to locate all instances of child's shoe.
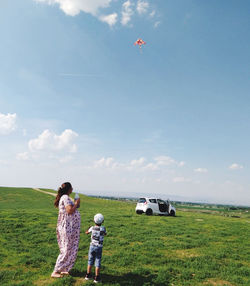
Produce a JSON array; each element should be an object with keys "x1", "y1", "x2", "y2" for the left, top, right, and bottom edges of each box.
[
  {"x1": 94, "y1": 275, "x2": 101, "y2": 283},
  {"x1": 85, "y1": 273, "x2": 92, "y2": 280}
]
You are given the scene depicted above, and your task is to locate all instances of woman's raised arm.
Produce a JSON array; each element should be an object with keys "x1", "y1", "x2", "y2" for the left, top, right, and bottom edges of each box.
[{"x1": 65, "y1": 198, "x2": 80, "y2": 214}]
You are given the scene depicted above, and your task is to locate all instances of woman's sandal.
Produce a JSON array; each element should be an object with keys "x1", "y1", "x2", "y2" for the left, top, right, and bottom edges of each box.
[
  {"x1": 61, "y1": 272, "x2": 70, "y2": 276},
  {"x1": 51, "y1": 271, "x2": 62, "y2": 278}
]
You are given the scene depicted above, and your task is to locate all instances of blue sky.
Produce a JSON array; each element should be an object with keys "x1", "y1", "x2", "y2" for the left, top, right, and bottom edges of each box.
[{"x1": 0, "y1": 0, "x2": 249, "y2": 205}]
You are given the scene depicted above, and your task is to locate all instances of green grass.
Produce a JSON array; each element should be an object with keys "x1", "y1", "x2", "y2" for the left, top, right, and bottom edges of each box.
[{"x1": 0, "y1": 187, "x2": 249, "y2": 286}]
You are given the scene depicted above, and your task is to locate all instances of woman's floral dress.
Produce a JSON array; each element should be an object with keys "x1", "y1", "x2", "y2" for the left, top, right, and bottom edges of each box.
[{"x1": 54, "y1": 194, "x2": 81, "y2": 272}]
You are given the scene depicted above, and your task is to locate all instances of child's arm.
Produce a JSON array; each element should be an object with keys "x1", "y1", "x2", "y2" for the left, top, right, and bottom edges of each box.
[{"x1": 85, "y1": 226, "x2": 92, "y2": 234}]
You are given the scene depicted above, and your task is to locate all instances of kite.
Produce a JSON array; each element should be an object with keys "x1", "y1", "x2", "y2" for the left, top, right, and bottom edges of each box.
[{"x1": 134, "y1": 38, "x2": 146, "y2": 49}]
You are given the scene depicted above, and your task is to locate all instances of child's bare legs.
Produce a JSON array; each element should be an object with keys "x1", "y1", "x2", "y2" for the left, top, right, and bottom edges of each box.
[
  {"x1": 95, "y1": 267, "x2": 100, "y2": 276},
  {"x1": 87, "y1": 265, "x2": 100, "y2": 277},
  {"x1": 87, "y1": 265, "x2": 100, "y2": 275},
  {"x1": 87, "y1": 264, "x2": 92, "y2": 274}
]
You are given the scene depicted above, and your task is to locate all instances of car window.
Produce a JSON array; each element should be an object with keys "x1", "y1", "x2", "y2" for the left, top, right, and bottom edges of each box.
[
  {"x1": 138, "y1": 198, "x2": 146, "y2": 203},
  {"x1": 149, "y1": 199, "x2": 157, "y2": 203},
  {"x1": 157, "y1": 199, "x2": 165, "y2": 203}
]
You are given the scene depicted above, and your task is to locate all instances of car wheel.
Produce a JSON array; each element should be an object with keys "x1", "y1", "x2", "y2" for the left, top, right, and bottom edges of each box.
[
  {"x1": 169, "y1": 210, "x2": 175, "y2": 216},
  {"x1": 136, "y1": 210, "x2": 142, "y2": 215},
  {"x1": 146, "y1": 208, "x2": 153, "y2": 216}
]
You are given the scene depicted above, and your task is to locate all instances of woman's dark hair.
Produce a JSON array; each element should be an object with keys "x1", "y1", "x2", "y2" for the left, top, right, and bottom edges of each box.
[{"x1": 54, "y1": 182, "x2": 72, "y2": 208}]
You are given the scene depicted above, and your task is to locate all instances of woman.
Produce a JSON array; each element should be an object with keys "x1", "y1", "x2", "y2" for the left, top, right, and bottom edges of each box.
[{"x1": 51, "y1": 182, "x2": 81, "y2": 278}]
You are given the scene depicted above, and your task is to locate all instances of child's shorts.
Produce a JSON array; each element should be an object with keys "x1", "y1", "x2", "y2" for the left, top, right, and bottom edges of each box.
[{"x1": 88, "y1": 245, "x2": 103, "y2": 267}]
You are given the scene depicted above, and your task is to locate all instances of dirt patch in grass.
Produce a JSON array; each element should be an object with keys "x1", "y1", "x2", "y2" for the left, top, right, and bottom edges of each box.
[
  {"x1": 33, "y1": 188, "x2": 57, "y2": 197},
  {"x1": 74, "y1": 277, "x2": 88, "y2": 285},
  {"x1": 129, "y1": 241, "x2": 143, "y2": 246},
  {"x1": 203, "y1": 279, "x2": 234, "y2": 286},
  {"x1": 47, "y1": 223, "x2": 56, "y2": 229},
  {"x1": 34, "y1": 277, "x2": 55, "y2": 286},
  {"x1": 34, "y1": 276, "x2": 88, "y2": 286},
  {"x1": 103, "y1": 249, "x2": 113, "y2": 256},
  {"x1": 174, "y1": 248, "x2": 200, "y2": 258}
]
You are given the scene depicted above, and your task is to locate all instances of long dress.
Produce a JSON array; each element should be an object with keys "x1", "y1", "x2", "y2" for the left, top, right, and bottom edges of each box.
[{"x1": 54, "y1": 194, "x2": 81, "y2": 272}]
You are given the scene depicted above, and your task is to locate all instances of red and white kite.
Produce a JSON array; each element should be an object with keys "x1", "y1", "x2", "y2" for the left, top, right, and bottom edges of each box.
[{"x1": 134, "y1": 38, "x2": 146, "y2": 49}]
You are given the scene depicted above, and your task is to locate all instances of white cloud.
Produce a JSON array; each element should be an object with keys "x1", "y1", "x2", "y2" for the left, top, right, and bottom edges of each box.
[
  {"x1": 28, "y1": 129, "x2": 78, "y2": 153},
  {"x1": 35, "y1": 0, "x2": 156, "y2": 27},
  {"x1": 90, "y1": 154, "x2": 185, "y2": 174},
  {"x1": 131, "y1": 155, "x2": 180, "y2": 171},
  {"x1": 179, "y1": 161, "x2": 186, "y2": 167},
  {"x1": 0, "y1": 113, "x2": 17, "y2": 135},
  {"x1": 121, "y1": 0, "x2": 134, "y2": 26},
  {"x1": 149, "y1": 10, "x2": 155, "y2": 17},
  {"x1": 194, "y1": 168, "x2": 208, "y2": 173},
  {"x1": 129, "y1": 155, "x2": 185, "y2": 171},
  {"x1": 137, "y1": 0, "x2": 149, "y2": 15},
  {"x1": 154, "y1": 21, "x2": 160, "y2": 28},
  {"x1": 16, "y1": 152, "x2": 29, "y2": 161},
  {"x1": 59, "y1": 155, "x2": 73, "y2": 163},
  {"x1": 35, "y1": 0, "x2": 112, "y2": 16},
  {"x1": 154, "y1": 156, "x2": 185, "y2": 167},
  {"x1": 173, "y1": 177, "x2": 191, "y2": 183},
  {"x1": 143, "y1": 163, "x2": 158, "y2": 171},
  {"x1": 229, "y1": 163, "x2": 243, "y2": 170},
  {"x1": 130, "y1": 157, "x2": 146, "y2": 167},
  {"x1": 94, "y1": 157, "x2": 117, "y2": 168},
  {"x1": 173, "y1": 177, "x2": 184, "y2": 183},
  {"x1": 155, "y1": 177, "x2": 166, "y2": 183},
  {"x1": 22, "y1": 129, "x2": 27, "y2": 136},
  {"x1": 99, "y1": 13, "x2": 118, "y2": 26},
  {"x1": 155, "y1": 156, "x2": 176, "y2": 166}
]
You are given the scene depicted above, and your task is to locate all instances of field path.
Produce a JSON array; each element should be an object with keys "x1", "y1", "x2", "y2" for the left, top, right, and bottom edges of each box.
[
  {"x1": 33, "y1": 188, "x2": 74, "y2": 202},
  {"x1": 33, "y1": 188, "x2": 57, "y2": 197}
]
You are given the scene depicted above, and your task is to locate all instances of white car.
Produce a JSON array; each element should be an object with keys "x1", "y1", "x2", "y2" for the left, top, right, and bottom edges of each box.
[{"x1": 135, "y1": 197, "x2": 176, "y2": 216}]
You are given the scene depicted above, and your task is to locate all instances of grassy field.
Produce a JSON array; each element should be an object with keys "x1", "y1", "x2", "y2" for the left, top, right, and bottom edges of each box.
[{"x1": 0, "y1": 187, "x2": 249, "y2": 286}]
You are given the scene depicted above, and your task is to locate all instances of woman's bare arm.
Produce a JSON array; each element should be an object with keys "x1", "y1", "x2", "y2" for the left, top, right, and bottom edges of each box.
[{"x1": 65, "y1": 198, "x2": 80, "y2": 214}]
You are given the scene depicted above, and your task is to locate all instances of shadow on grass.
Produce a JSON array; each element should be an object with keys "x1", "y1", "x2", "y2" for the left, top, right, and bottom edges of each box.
[
  {"x1": 101, "y1": 273, "x2": 157, "y2": 286},
  {"x1": 70, "y1": 270, "x2": 170, "y2": 286},
  {"x1": 70, "y1": 269, "x2": 85, "y2": 278}
]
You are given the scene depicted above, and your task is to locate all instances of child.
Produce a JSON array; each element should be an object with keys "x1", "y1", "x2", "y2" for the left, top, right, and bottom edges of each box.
[{"x1": 85, "y1": 213, "x2": 107, "y2": 283}]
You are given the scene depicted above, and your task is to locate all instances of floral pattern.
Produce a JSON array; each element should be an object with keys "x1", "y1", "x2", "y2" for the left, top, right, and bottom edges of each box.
[{"x1": 54, "y1": 194, "x2": 81, "y2": 272}]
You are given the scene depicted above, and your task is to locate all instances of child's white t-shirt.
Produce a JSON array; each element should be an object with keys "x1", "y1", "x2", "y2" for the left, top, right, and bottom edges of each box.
[{"x1": 88, "y1": 225, "x2": 106, "y2": 247}]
